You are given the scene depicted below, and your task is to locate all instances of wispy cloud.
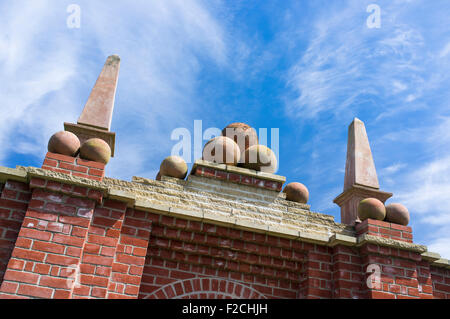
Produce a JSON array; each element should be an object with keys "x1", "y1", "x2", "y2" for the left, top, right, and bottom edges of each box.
[
  {"x1": 284, "y1": 0, "x2": 450, "y2": 258},
  {"x1": 0, "y1": 0, "x2": 228, "y2": 179}
]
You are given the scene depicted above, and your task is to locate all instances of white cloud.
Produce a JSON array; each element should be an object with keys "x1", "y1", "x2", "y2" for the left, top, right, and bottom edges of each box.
[
  {"x1": 0, "y1": 0, "x2": 228, "y2": 179},
  {"x1": 439, "y1": 42, "x2": 450, "y2": 58}
]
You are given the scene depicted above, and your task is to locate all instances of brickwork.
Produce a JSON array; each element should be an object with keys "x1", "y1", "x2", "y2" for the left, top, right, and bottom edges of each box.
[
  {"x1": 192, "y1": 165, "x2": 283, "y2": 192},
  {"x1": 0, "y1": 170, "x2": 449, "y2": 299},
  {"x1": 42, "y1": 152, "x2": 105, "y2": 181},
  {"x1": 431, "y1": 266, "x2": 450, "y2": 299},
  {"x1": 331, "y1": 245, "x2": 365, "y2": 298},
  {"x1": 139, "y1": 213, "x2": 303, "y2": 299},
  {"x1": 0, "y1": 181, "x2": 30, "y2": 285},
  {"x1": 356, "y1": 219, "x2": 413, "y2": 243}
]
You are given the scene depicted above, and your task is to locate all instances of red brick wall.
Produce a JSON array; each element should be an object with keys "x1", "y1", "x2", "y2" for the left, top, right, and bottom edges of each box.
[
  {"x1": 431, "y1": 266, "x2": 450, "y2": 299},
  {"x1": 0, "y1": 174, "x2": 450, "y2": 299},
  {"x1": 139, "y1": 213, "x2": 303, "y2": 299},
  {"x1": 42, "y1": 152, "x2": 105, "y2": 181},
  {"x1": 0, "y1": 181, "x2": 30, "y2": 285}
]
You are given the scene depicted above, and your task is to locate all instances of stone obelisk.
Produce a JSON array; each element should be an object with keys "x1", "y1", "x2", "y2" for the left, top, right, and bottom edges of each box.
[
  {"x1": 64, "y1": 55, "x2": 120, "y2": 156},
  {"x1": 334, "y1": 118, "x2": 392, "y2": 225}
]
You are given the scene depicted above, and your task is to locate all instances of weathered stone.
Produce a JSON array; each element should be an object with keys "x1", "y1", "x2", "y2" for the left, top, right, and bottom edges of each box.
[
  {"x1": 202, "y1": 136, "x2": 240, "y2": 166},
  {"x1": 283, "y1": 182, "x2": 309, "y2": 204},
  {"x1": 358, "y1": 198, "x2": 386, "y2": 221},
  {"x1": 79, "y1": 138, "x2": 111, "y2": 164},
  {"x1": 222, "y1": 123, "x2": 258, "y2": 163},
  {"x1": 77, "y1": 55, "x2": 120, "y2": 131},
  {"x1": 48, "y1": 131, "x2": 80, "y2": 157},
  {"x1": 160, "y1": 156, "x2": 188, "y2": 179},
  {"x1": 242, "y1": 145, "x2": 277, "y2": 173},
  {"x1": 385, "y1": 203, "x2": 410, "y2": 226},
  {"x1": 156, "y1": 171, "x2": 161, "y2": 181}
]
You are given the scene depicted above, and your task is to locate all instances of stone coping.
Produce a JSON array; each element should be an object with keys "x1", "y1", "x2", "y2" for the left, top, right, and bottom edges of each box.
[
  {"x1": 191, "y1": 159, "x2": 286, "y2": 184},
  {"x1": 0, "y1": 165, "x2": 446, "y2": 267}
]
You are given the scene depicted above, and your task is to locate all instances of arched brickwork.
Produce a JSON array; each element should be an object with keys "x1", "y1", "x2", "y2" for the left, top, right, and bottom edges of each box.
[{"x1": 143, "y1": 278, "x2": 268, "y2": 299}]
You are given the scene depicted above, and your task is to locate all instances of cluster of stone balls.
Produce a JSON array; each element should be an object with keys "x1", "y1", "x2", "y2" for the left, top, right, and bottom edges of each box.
[
  {"x1": 47, "y1": 131, "x2": 111, "y2": 164},
  {"x1": 358, "y1": 198, "x2": 410, "y2": 226},
  {"x1": 157, "y1": 123, "x2": 309, "y2": 204}
]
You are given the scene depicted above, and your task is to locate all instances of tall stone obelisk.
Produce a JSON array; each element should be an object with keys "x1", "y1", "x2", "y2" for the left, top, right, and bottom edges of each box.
[
  {"x1": 334, "y1": 118, "x2": 392, "y2": 225},
  {"x1": 64, "y1": 55, "x2": 120, "y2": 156}
]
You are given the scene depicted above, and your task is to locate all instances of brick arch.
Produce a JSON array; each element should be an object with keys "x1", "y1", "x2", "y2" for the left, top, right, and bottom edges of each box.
[{"x1": 143, "y1": 278, "x2": 268, "y2": 299}]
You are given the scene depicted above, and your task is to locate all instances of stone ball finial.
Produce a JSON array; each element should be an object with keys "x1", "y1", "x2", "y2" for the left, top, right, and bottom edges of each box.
[
  {"x1": 283, "y1": 182, "x2": 309, "y2": 204},
  {"x1": 79, "y1": 138, "x2": 111, "y2": 164},
  {"x1": 202, "y1": 136, "x2": 241, "y2": 166},
  {"x1": 242, "y1": 145, "x2": 277, "y2": 174},
  {"x1": 160, "y1": 156, "x2": 188, "y2": 179},
  {"x1": 156, "y1": 171, "x2": 162, "y2": 181},
  {"x1": 222, "y1": 123, "x2": 258, "y2": 163},
  {"x1": 48, "y1": 131, "x2": 80, "y2": 157},
  {"x1": 385, "y1": 203, "x2": 410, "y2": 226},
  {"x1": 358, "y1": 198, "x2": 386, "y2": 221}
]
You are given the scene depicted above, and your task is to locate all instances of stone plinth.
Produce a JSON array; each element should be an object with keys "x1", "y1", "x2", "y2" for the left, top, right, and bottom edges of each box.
[{"x1": 334, "y1": 185, "x2": 392, "y2": 225}]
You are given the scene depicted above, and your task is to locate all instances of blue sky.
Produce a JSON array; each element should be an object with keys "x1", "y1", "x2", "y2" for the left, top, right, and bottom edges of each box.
[{"x1": 1, "y1": 0, "x2": 449, "y2": 258}]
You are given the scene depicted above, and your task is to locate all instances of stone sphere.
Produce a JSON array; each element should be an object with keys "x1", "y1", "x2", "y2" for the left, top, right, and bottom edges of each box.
[
  {"x1": 160, "y1": 156, "x2": 188, "y2": 179},
  {"x1": 79, "y1": 138, "x2": 111, "y2": 164},
  {"x1": 48, "y1": 131, "x2": 80, "y2": 157},
  {"x1": 358, "y1": 198, "x2": 386, "y2": 221},
  {"x1": 242, "y1": 145, "x2": 278, "y2": 173},
  {"x1": 222, "y1": 123, "x2": 258, "y2": 163},
  {"x1": 283, "y1": 182, "x2": 309, "y2": 204},
  {"x1": 156, "y1": 172, "x2": 161, "y2": 181},
  {"x1": 202, "y1": 136, "x2": 241, "y2": 166},
  {"x1": 385, "y1": 203, "x2": 410, "y2": 226}
]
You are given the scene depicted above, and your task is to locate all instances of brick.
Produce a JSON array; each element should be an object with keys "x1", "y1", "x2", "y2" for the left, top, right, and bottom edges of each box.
[
  {"x1": 71, "y1": 226, "x2": 88, "y2": 238},
  {"x1": 88, "y1": 168, "x2": 104, "y2": 177},
  {"x1": 59, "y1": 162, "x2": 89, "y2": 174},
  {"x1": 4, "y1": 269, "x2": 39, "y2": 284},
  {"x1": 12, "y1": 247, "x2": 46, "y2": 262},
  {"x1": 66, "y1": 246, "x2": 82, "y2": 258},
  {"x1": 0, "y1": 199, "x2": 28, "y2": 211},
  {"x1": 72, "y1": 186, "x2": 88, "y2": 197},
  {"x1": 7, "y1": 258, "x2": 24, "y2": 270},
  {"x1": 120, "y1": 236, "x2": 148, "y2": 248},
  {"x1": 53, "y1": 234, "x2": 85, "y2": 247},
  {"x1": 34, "y1": 263, "x2": 51, "y2": 275},
  {"x1": 46, "y1": 152, "x2": 76, "y2": 163},
  {"x1": 53, "y1": 289, "x2": 71, "y2": 299},
  {"x1": 65, "y1": 197, "x2": 95, "y2": 209},
  {"x1": 87, "y1": 190, "x2": 103, "y2": 202},
  {"x1": 76, "y1": 158, "x2": 105, "y2": 169},
  {"x1": 32, "y1": 241, "x2": 65, "y2": 254},
  {"x1": 46, "y1": 181, "x2": 63, "y2": 192},
  {"x1": 88, "y1": 234, "x2": 117, "y2": 247},
  {"x1": 5, "y1": 181, "x2": 29, "y2": 191},
  {"x1": 83, "y1": 254, "x2": 114, "y2": 267},
  {"x1": 45, "y1": 254, "x2": 79, "y2": 266},
  {"x1": 59, "y1": 215, "x2": 90, "y2": 228},
  {"x1": 103, "y1": 199, "x2": 127, "y2": 211},
  {"x1": 1, "y1": 282, "x2": 18, "y2": 294},
  {"x1": 112, "y1": 273, "x2": 141, "y2": 285},
  {"x1": 45, "y1": 203, "x2": 77, "y2": 215},
  {"x1": 92, "y1": 287, "x2": 107, "y2": 298},
  {"x1": 40, "y1": 276, "x2": 71, "y2": 289},
  {"x1": 116, "y1": 254, "x2": 145, "y2": 266},
  {"x1": 93, "y1": 216, "x2": 122, "y2": 229},
  {"x1": 26, "y1": 210, "x2": 57, "y2": 222},
  {"x1": 18, "y1": 284, "x2": 53, "y2": 298}
]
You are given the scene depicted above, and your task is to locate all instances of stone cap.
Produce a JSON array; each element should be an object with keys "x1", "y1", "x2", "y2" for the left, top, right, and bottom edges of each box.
[{"x1": 334, "y1": 184, "x2": 393, "y2": 206}]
